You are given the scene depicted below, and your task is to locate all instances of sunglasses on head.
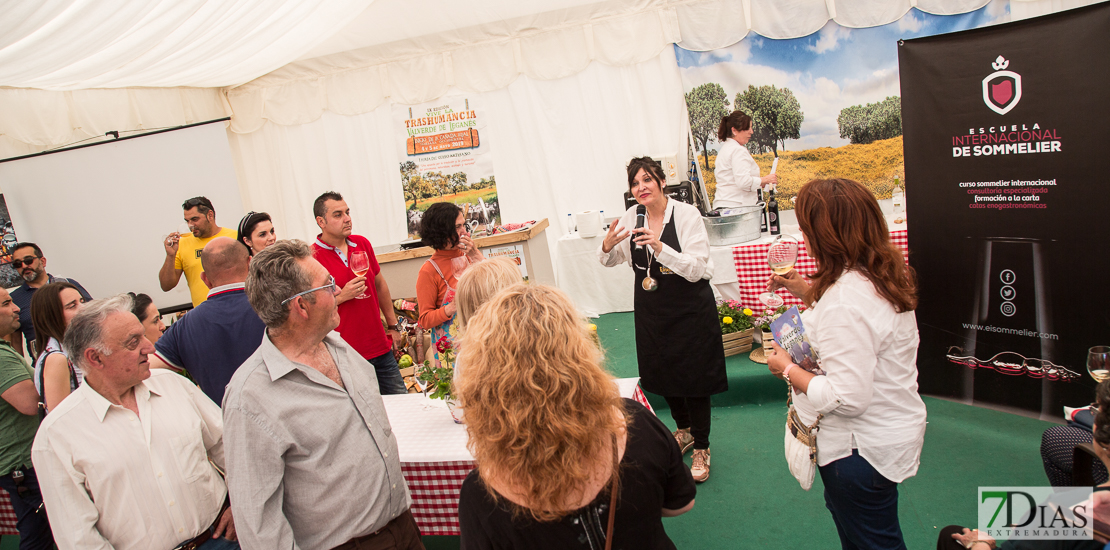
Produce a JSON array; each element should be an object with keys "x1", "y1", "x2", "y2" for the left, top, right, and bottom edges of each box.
[{"x1": 9, "y1": 256, "x2": 38, "y2": 268}]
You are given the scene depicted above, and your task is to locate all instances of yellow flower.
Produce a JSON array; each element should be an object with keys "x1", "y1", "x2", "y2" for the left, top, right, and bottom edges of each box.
[
  {"x1": 588, "y1": 324, "x2": 597, "y2": 331},
  {"x1": 722, "y1": 316, "x2": 733, "y2": 324},
  {"x1": 743, "y1": 308, "x2": 753, "y2": 316}
]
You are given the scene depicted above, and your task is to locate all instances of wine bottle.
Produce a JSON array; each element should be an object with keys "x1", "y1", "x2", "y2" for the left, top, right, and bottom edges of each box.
[
  {"x1": 891, "y1": 176, "x2": 905, "y2": 216},
  {"x1": 768, "y1": 189, "x2": 781, "y2": 235},
  {"x1": 758, "y1": 189, "x2": 768, "y2": 233}
]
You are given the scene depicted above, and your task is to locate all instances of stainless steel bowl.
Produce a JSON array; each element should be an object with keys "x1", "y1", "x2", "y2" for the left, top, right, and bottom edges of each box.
[{"x1": 703, "y1": 204, "x2": 763, "y2": 246}]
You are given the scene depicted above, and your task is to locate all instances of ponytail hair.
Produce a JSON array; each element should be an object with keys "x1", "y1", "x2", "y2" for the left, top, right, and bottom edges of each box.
[{"x1": 717, "y1": 111, "x2": 752, "y2": 141}]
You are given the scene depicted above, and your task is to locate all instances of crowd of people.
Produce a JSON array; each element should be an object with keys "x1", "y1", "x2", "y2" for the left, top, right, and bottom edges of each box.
[{"x1": 0, "y1": 124, "x2": 1085, "y2": 550}]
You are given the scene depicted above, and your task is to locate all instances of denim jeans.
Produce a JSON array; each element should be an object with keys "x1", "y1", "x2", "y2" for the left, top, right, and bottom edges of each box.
[
  {"x1": 818, "y1": 449, "x2": 907, "y2": 550},
  {"x1": 367, "y1": 350, "x2": 408, "y2": 395},
  {"x1": 0, "y1": 467, "x2": 54, "y2": 550}
]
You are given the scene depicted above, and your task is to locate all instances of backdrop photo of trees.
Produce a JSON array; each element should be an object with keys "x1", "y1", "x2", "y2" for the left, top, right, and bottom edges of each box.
[{"x1": 677, "y1": 0, "x2": 1009, "y2": 209}]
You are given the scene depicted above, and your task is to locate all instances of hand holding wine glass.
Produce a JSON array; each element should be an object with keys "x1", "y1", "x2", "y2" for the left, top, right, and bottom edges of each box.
[
  {"x1": 1089, "y1": 346, "x2": 1110, "y2": 382},
  {"x1": 350, "y1": 251, "x2": 372, "y2": 299},
  {"x1": 758, "y1": 235, "x2": 799, "y2": 308}
]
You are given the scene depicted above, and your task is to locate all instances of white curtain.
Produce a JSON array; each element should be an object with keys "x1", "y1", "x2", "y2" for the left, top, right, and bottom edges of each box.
[{"x1": 226, "y1": 48, "x2": 688, "y2": 261}]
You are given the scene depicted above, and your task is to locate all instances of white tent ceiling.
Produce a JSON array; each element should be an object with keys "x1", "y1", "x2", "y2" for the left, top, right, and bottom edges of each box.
[{"x1": 0, "y1": 0, "x2": 1097, "y2": 155}]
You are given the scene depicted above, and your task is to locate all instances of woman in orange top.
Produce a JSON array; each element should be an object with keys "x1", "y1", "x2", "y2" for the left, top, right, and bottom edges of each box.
[{"x1": 416, "y1": 203, "x2": 484, "y2": 364}]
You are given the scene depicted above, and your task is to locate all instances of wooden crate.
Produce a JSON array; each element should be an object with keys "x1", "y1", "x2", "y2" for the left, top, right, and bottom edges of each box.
[{"x1": 722, "y1": 328, "x2": 754, "y2": 357}]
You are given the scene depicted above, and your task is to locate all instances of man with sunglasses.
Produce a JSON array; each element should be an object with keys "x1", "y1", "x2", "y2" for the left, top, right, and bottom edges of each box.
[
  {"x1": 159, "y1": 197, "x2": 238, "y2": 308},
  {"x1": 7, "y1": 242, "x2": 93, "y2": 357},
  {"x1": 224, "y1": 240, "x2": 422, "y2": 550}
]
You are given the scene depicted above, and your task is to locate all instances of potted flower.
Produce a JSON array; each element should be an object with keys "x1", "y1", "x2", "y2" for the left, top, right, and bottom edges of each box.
[
  {"x1": 716, "y1": 300, "x2": 755, "y2": 357},
  {"x1": 416, "y1": 336, "x2": 464, "y2": 423}
]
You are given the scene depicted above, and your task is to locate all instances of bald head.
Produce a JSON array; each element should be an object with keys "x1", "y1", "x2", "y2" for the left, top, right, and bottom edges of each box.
[{"x1": 201, "y1": 237, "x2": 250, "y2": 288}]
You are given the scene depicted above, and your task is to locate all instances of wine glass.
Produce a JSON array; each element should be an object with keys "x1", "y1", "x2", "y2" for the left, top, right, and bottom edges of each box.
[
  {"x1": 1088, "y1": 346, "x2": 1110, "y2": 382},
  {"x1": 350, "y1": 251, "x2": 371, "y2": 299},
  {"x1": 758, "y1": 234, "x2": 799, "y2": 308}
]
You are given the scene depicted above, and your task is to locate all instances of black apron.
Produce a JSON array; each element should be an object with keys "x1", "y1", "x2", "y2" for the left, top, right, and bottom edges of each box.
[{"x1": 632, "y1": 213, "x2": 728, "y2": 397}]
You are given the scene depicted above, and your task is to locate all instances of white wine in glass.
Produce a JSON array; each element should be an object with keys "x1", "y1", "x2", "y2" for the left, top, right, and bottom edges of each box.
[
  {"x1": 1089, "y1": 346, "x2": 1110, "y2": 382},
  {"x1": 350, "y1": 251, "x2": 371, "y2": 299},
  {"x1": 759, "y1": 235, "x2": 800, "y2": 307}
]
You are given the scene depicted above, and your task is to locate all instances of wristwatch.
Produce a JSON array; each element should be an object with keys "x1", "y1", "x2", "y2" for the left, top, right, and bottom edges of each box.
[{"x1": 387, "y1": 324, "x2": 400, "y2": 331}]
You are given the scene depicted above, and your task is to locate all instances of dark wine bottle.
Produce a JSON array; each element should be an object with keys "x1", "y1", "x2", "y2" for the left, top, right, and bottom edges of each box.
[
  {"x1": 768, "y1": 189, "x2": 780, "y2": 235},
  {"x1": 758, "y1": 188, "x2": 768, "y2": 233}
]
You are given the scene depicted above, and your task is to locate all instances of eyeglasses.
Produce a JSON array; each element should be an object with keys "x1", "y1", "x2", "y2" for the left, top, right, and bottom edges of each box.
[
  {"x1": 281, "y1": 276, "x2": 338, "y2": 306},
  {"x1": 10, "y1": 256, "x2": 38, "y2": 268}
]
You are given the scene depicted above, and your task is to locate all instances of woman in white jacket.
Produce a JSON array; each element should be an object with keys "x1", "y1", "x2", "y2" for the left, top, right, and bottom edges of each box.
[
  {"x1": 766, "y1": 178, "x2": 926, "y2": 550},
  {"x1": 712, "y1": 110, "x2": 777, "y2": 209}
]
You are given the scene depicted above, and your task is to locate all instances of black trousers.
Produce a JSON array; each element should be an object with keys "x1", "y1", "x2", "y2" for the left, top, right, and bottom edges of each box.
[
  {"x1": 0, "y1": 467, "x2": 54, "y2": 550},
  {"x1": 663, "y1": 396, "x2": 711, "y2": 449}
]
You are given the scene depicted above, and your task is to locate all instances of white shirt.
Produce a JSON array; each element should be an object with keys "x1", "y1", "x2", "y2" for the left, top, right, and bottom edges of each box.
[
  {"x1": 791, "y1": 270, "x2": 927, "y2": 483},
  {"x1": 597, "y1": 199, "x2": 713, "y2": 282},
  {"x1": 712, "y1": 137, "x2": 762, "y2": 208},
  {"x1": 32, "y1": 369, "x2": 227, "y2": 550}
]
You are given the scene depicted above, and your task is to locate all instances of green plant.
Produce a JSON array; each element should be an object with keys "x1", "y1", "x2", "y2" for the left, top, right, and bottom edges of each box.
[
  {"x1": 416, "y1": 336, "x2": 455, "y2": 400},
  {"x1": 716, "y1": 300, "x2": 754, "y2": 334}
]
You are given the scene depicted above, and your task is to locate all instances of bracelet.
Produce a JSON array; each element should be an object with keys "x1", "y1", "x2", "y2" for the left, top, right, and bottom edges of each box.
[
  {"x1": 783, "y1": 363, "x2": 796, "y2": 379},
  {"x1": 387, "y1": 324, "x2": 400, "y2": 331}
]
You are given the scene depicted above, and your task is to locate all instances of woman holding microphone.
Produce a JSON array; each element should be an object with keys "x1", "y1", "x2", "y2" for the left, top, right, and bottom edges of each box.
[
  {"x1": 766, "y1": 178, "x2": 926, "y2": 550},
  {"x1": 712, "y1": 111, "x2": 777, "y2": 209},
  {"x1": 598, "y1": 157, "x2": 727, "y2": 483}
]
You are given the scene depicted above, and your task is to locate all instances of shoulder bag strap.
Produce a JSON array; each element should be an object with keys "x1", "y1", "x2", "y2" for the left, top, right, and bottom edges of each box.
[{"x1": 604, "y1": 433, "x2": 619, "y2": 550}]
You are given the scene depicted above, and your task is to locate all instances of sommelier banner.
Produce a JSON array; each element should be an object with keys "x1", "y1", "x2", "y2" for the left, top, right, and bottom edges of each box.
[{"x1": 900, "y1": 3, "x2": 1110, "y2": 418}]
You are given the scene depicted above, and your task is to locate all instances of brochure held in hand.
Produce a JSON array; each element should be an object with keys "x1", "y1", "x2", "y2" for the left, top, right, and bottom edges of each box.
[{"x1": 770, "y1": 306, "x2": 824, "y2": 375}]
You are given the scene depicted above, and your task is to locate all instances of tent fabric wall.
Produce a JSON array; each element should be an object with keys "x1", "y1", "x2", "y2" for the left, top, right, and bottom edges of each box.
[
  {"x1": 0, "y1": 0, "x2": 374, "y2": 90},
  {"x1": 225, "y1": 48, "x2": 688, "y2": 256},
  {"x1": 3, "y1": 0, "x2": 1080, "y2": 155}
]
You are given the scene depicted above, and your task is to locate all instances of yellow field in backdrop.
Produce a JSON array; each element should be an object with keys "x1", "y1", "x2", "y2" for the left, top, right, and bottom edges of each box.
[{"x1": 698, "y1": 135, "x2": 905, "y2": 210}]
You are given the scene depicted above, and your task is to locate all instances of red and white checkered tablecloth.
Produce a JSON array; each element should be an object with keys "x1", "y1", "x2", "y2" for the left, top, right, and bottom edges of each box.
[
  {"x1": 0, "y1": 488, "x2": 17, "y2": 535},
  {"x1": 401, "y1": 460, "x2": 476, "y2": 535},
  {"x1": 730, "y1": 229, "x2": 908, "y2": 309}
]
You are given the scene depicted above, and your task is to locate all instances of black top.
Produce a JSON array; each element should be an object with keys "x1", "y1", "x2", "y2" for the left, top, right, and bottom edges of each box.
[{"x1": 459, "y1": 398, "x2": 695, "y2": 550}]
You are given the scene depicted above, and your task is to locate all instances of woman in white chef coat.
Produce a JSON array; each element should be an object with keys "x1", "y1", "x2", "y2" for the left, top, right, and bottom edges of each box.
[{"x1": 712, "y1": 111, "x2": 777, "y2": 209}]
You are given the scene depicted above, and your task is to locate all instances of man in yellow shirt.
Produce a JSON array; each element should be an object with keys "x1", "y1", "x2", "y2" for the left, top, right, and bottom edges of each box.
[{"x1": 159, "y1": 197, "x2": 238, "y2": 307}]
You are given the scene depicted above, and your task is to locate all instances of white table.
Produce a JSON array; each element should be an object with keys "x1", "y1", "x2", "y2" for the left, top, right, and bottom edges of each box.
[
  {"x1": 382, "y1": 378, "x2": 653, "y2": 535},
  {"x1": 554, "y1": 232, "x2": 634, "y2": 316}
]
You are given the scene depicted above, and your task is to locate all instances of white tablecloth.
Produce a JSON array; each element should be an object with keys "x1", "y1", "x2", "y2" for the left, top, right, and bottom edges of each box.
[{"x1": 554, "y1": 232, "x2": 633, "y2": 317}]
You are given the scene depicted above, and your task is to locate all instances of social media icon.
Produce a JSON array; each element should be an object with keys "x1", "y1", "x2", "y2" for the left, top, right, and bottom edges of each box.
[
  {"x1": 1000, "y1": 302, "x2": 1016, "y2": 317},
  {"x1": 1000, "y1": 286, "x2": 1016, "y2": 300},
  {"x1": 999, "y1": 269, "x2": 1016, "y2": 285}
]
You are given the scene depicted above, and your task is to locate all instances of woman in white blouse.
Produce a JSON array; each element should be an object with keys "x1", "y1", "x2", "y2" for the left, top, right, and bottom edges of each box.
[
  {"x1": 766, "y1": 178, "x2": 926, "y2": 550},
  {"x1": 712, "y1": 110, "x2": 777, "y2": 209},
  {"x1": 598, "y1": 157, "x2": 727, "y2": 483}
]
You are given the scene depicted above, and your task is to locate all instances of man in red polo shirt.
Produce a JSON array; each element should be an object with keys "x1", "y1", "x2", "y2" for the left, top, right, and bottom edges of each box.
[{"x1": 311, "y1": 192, "x2": 407, "y2": 395}]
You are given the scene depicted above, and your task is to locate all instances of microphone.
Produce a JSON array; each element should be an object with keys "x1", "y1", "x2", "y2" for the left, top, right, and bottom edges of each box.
[{"x1": 634, "y1": 205, "x2": 646, "y2": 250}]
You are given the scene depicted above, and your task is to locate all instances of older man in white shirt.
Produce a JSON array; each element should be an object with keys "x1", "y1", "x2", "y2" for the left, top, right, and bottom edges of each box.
[{"x1": 31, "y1": 294, "x2": 237, "y2": 550}]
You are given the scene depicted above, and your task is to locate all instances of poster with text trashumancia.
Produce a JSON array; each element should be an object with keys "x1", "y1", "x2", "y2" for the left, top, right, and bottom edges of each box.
[
  {"x1": 394, "y1": 94, "x2": 500, "y2": 240},
  {"x1": 900, "y1": 3, "x2": 1110, "y2": 418}
]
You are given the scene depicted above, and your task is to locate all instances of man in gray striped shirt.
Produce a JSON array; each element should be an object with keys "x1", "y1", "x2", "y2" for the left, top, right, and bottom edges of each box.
[{"x1": 223, "y1": 240, "x2": 423, "y2": 550}]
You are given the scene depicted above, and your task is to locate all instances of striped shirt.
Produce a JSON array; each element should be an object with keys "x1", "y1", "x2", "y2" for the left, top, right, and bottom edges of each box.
[{"x1": 222, "y1": 330, "x2": 411, "y2": 550}]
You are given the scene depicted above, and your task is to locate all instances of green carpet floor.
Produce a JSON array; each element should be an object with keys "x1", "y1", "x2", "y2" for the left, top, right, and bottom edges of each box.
[
  {"x1": 3, "y1": 311, "x2": 1062, "y2": 550},
  {"x1": 427, "y1": 311, "x2": 1062, "y2": 550}
]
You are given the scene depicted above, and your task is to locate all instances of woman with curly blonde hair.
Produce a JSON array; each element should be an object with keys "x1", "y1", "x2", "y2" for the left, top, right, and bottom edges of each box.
[{"x1": 456, "y1": 284, "x2": 695, "y2": 549}]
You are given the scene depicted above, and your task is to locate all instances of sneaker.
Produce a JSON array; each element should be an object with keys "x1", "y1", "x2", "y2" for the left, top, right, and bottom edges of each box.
[
  {"x1": 673, "y1": 428, "x2": 694, "y2": 455},
  {"x1": 691, "y1": 449, "x2": 711, "y2": 483}
]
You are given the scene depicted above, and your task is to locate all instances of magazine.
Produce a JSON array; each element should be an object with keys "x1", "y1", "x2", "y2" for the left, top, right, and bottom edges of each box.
[{"x1": 769, "y1": 306, "x2": 824, "y2": 375}]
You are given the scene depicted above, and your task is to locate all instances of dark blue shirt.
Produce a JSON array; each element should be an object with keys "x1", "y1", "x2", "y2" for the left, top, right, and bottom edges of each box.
[
  {"x1": 10, "y1": 275, "x2": 93, "y2": 348},
  {"x1": 154, "y1": 283, "x2": 266, "y2": 405}
]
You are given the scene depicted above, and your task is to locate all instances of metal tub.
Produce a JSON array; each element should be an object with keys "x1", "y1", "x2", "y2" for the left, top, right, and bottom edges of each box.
[{"x1": 703, "y1": 204, "x2": 763, "y2": 246}]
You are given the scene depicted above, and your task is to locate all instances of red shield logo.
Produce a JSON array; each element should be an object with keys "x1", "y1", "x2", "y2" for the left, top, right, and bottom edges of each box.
[{"x1": 982, "y1": 56, "x2": 1022, "y2": 115}]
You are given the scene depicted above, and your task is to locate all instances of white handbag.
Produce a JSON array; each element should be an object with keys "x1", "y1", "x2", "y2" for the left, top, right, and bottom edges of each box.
[{"x1": 784, "y1": 390, "x2": 823, "y2": 491}]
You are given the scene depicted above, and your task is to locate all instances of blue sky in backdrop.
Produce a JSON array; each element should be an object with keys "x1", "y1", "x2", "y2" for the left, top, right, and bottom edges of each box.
[{"x1": 676, "y1": 0, "x2": 1009, "y2": 150}]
